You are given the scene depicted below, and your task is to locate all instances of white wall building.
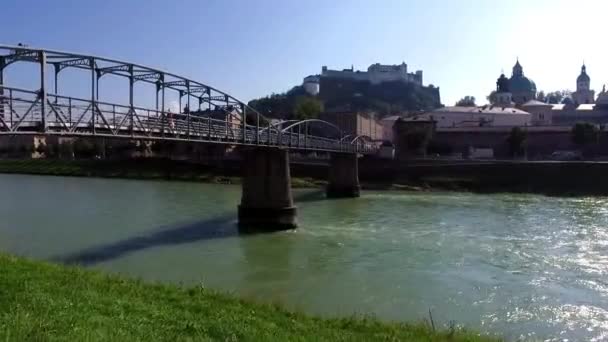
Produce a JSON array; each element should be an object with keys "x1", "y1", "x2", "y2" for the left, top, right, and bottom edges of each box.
[
  {"x1": 380, "y1": 115, "x2": 401, "y2": 142},
  {"x1": 303, "y1": 75, "x2": 320, "y2": 96},
  {"x1": 421, "y1": 106, "x2": 531, "y2": 129}
]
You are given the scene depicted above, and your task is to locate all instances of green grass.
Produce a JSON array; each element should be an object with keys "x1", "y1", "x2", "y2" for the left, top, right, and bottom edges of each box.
[{"x1": 0, "y1": 254, "x2": 500, "y2": 341}]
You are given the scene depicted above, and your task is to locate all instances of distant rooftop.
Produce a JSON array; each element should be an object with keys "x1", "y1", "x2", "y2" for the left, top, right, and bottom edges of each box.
[
  {"x1": 522, "y1": 100, "x2": 552, "y2": 107},
  {"x1": 380, "y1": 115, "x2": 402, "y2": 122},
  {"x1": 435, "y1": 106, "x2": 530, "y2": 115},
  {"x1": 577, "y1": 104, "x2": 595, "y2": 111}
]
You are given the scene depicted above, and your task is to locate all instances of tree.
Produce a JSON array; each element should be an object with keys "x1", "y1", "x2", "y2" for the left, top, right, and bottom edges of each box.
[
  {"x1": 58, "y1": 142, "x2": 74, "y2": 160},
  {"x1": 294, "y1": 96, "x2": 323, "y2": 120},
  {"x1": 245, "y1": 112, "x2": 269, "y2": 126},
  {"x1": 73, "y1": 138, "x2": 96, "y2": 159},
  {"x1": 487, "y1": 91, "x2": 497, "y2": 104},
  {"x1": 561, "y1": 96, "x2": 574, "y2": 105},
  {"x1": 396, "y1": 124, "x2": 434, "y2": 158},
  {"x1": 536, "y1": 91, "x2": 546, "y2": 103},
  {"x1": 248, "y1": 80, "x2": 442, "y2": 119},
  {"x1": 506, "y1": 127, "x2": 527, "y2": 157},
  {"x1": 571, "y1": 122, "x2": 599, "y2": 146},
  {"x1": 546, "y1": 90, "x2": 572, "y2": 104},
  {"x1": 247, "y1": 86, "x2": 308, "y2": 119},
  {"x1": 455, "y1": 96, "x2": 476, "y2": 107}
]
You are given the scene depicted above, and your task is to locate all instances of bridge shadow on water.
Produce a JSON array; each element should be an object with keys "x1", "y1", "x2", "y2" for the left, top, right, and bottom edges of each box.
[{"x1": 54, "y1": 190, "x2": 326, "y2": 266}]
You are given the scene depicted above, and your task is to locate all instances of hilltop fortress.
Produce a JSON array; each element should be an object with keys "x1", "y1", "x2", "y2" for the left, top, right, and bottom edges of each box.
[{"x1": 303, "y1": 62, "x2": 424, "y2": 96}]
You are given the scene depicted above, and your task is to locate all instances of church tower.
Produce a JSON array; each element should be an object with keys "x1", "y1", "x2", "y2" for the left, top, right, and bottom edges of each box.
[
  {"x1": 509, "y1": 59, "x2": 537, "y2": 105},
  {"x1": 512, "y1": 60, "x2": 523, "y2": 77},
  {"x1": 573, "y1": 64, "x2": 595, "y2": 104}
]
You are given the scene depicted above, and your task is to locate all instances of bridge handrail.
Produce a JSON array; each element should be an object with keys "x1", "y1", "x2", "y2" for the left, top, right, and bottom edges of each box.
[
  {"x1": 1, "y1": 85, "x2": 240, "y2": 121},
  {"x1": 0, "y1": 86, "x2": 349, "y2": 142}
]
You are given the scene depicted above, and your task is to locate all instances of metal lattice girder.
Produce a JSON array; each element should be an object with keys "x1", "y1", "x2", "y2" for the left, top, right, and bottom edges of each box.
[
  {"x1": 133, "y1": 72, "x2": 161, "y2": 82},
  {"x1": 57, "y1": 58, "x2": 92, "y2": 71},
  {"x1": 212, "y1": 95, "x2": 230, "y2": 102},
  {"x1": 3, "y1": 48, "x2": 39, "y2": 66},
  {"x1": 189, "y1": 86, "x2": 211, "y2": 94},
  {"x1": 164, "y1": 80, "x2": 187, "y2": 88},
  {"x1": 97, "y1": 64, "x2": 130, "y2": 76}
]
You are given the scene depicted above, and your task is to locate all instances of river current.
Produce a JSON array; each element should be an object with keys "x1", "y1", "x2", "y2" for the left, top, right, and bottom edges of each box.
[{"x1": 0, "y1": 174, "x2": 607, "y2": 341}]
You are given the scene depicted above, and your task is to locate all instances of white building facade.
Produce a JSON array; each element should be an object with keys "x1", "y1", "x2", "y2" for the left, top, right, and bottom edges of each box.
[
  {"x1": 421, "y1": 106, "x2": 531, "y2": 129},
  {"x1": 303, "y1": 75, "x2": 320, "y2": 96}
]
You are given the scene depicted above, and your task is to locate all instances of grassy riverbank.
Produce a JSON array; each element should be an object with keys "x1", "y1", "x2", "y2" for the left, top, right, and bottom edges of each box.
[{"x1": 0, "y1": 254, "x2": 499, "y2": 341}]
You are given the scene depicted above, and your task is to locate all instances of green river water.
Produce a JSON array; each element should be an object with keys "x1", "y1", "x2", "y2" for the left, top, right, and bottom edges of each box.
[{"x1": 0, "y1": 173, "x2": 607, "y2": 341}]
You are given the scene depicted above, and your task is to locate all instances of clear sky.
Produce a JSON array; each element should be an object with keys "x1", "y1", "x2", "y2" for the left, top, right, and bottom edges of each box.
[{"x1": 2, "y1": 0, "x2": 608, "y2": 108}]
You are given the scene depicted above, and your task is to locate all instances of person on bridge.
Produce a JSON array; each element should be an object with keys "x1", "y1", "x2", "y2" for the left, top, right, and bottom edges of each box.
[{"x1": 167, "y1": 109, "x2": 175, "y2": 130}]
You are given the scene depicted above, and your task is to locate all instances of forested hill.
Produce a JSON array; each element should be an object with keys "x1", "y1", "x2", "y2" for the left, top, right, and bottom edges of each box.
[
  {"x1": 319, "y1": 78, "x2": 441, "y2": 115},
  {"x1": 248, "y1": 78, "x2": 442, "y2": 119}
]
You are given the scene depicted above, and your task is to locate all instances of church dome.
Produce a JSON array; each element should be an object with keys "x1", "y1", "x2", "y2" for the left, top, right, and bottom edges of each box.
[
  {"x1": 509, "y1": 75, "x2": 537, "y2": 93},
  {"x1": 509, "y1": 59, "x2": 536, "y2": 93}
]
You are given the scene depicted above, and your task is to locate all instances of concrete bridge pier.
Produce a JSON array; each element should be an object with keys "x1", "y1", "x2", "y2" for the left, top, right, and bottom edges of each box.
[
  {"x1": 238, "y1": 147, "x2": 297, "y2": 230},
  {"x1": 327, "y1": 153, "x2": 361, "y2": 198}
]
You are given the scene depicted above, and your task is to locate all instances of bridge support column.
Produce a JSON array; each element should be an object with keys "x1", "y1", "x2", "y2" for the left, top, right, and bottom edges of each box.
[
  {"x1": 327, "y1": 153, "x2": 360, "y2": 198},
  {"x1": 238, "y1": 147, "x2": 297, "y2": 230}
]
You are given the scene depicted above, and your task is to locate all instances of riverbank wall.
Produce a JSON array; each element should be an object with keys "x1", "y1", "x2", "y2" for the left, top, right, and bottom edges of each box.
[
  {"x1": 360, "y1": 159, "x2": 608, "y2": 195},
  {"x1": 0, "y1": 157, "x2": 607, "y2": 196}
]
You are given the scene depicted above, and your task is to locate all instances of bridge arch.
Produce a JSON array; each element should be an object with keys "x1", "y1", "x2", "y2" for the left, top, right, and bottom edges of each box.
[
  {"x1": 0, "y1": 44, "x2": 267, "y2": 124},
  {"x1": 0, "y1": 44, "x2": 376, "y2": 154}
]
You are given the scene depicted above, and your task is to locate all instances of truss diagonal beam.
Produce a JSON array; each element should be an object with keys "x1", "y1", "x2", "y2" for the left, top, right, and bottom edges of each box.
[
  {"x1": 69, "y1": 104, "x2": 91, "y2": 132},
  {"x1": 11, "y1": 98, "x2": 41, "y2": 131},
  {"x1": 0, "y1": 115, "x2": 10, "y2": 131},
  {"x1": 93, "y1": 103, "x2": 114, "y2": 134},
  {"x1": 46, "y1": 100, "x2": 70, "y2": 131}
]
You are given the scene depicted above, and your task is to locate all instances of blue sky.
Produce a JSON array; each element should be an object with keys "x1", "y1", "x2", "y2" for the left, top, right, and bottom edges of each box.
[{"x1": 2, "y1": 0, "x2": 608, "y2": 108}]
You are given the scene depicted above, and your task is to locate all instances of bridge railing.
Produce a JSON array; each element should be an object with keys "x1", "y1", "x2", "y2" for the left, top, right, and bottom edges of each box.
[{"x1": 0, "y1": 86, "x2": 376, "y2": 154}]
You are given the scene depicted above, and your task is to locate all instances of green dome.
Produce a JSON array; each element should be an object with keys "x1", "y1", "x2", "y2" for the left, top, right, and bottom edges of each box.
[
  {"x1": 509, "y1": 75, "x2": 536, "y2": 93},
  {"x1": 509, "y1": 59, "x2": 536, "y2": 93}
]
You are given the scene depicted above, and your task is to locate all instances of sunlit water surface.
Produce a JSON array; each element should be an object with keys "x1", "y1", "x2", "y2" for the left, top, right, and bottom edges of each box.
[{"x1": 1, "y1": 174, "x2": 607, "y2": 341}]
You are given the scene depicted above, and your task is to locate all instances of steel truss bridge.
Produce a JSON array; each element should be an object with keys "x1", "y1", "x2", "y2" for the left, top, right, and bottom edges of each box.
[{"x1": 0, "y1": 45, "x2": 375, "y2": 154}]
